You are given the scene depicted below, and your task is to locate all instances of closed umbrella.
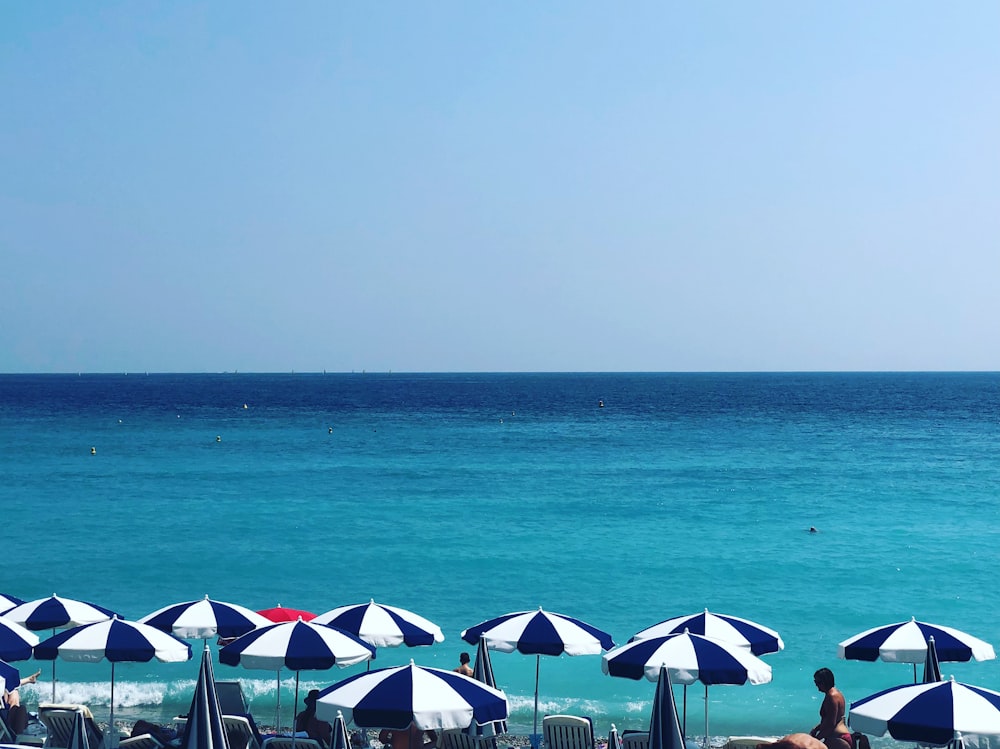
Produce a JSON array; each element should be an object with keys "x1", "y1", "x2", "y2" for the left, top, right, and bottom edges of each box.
[
  {"x1": 649, "y1": 666, "x2": 685, "y2": 749},
  {"x1": 180, "y1": 644, "x2": 230, "y2": 749},
  {"x1": 461, "y1": 607, "x2": 614, "y2": 745},
  {"x1": 330, "y1": 711, "x2": 351, "y2": 749},
  {"x1": 219, "y1": 619, "x2": 375, "y2": 735},
  {"x1": 313, "y1": 600, "x2": 444, "y2": 649},
  {"x1": 839, "y1": 618, "x2": 995, "y2": 683},
  {"x1": 5, "y1": 594, "x2": 119, "y2": 700},
  {"x1": 472, "y1": 638, "x2": 507, "y2": 736},
  {"x1": 923, "y1": 637, "x2": 943, "y2": 684},
  {"x1": 35, "y1": 617, "x2": 192, "y2": 747},
  {"x1": 632, "y1": 610, "x2": 784, "y2": 657},
  {"x1": 140, "y1": 595, "x2": 271, "y2": 640},
  {"x1": 849, "y1": 677, "x2": 1000, "y2": 746},
  {"x1": 315, "y1": 661, "x2": 509, "y2": 731},
  {"x1": 67, "y1": 709, "x2": 91, "y2": 749},
  {"x1": 602, "y1": 630, "x2": 772, "y2": 747},
  {"x1": 608, "y1": 725, "x2": 622, "y2": 749}
]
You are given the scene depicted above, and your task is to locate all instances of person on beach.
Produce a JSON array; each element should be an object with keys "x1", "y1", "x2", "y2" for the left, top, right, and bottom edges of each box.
[
  {"x1": 809, "y1": 668, "x2": 852, "y2": 749},
  {"x1": 2, "y1": 669, "x2": 41, "y2": 734},
  {"x1": 454, "y1": 652, "x2": 473, "y2": 677},
  {"x1": 296, "y1": 690, "x2": 333, "y2": 747},
  {"x1": 379, "y1": 724, "x2": 426, "y2": 749},
  {"x1": 2, "y1": 668, "x2": 41, "y2": 708}
]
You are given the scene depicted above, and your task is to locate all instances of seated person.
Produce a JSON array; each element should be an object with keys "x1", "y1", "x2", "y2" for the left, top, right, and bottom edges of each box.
[
  {"x1": 378, "y1": 724, "x2": 425, "y2": 749},
  {"x1": 296, "y1": 690, "x2": 332, "y2": 747},
  {"x1": 757, "y1": 735, "x2": 827, "y2": 749},
  {"x1": 2, "y1": 669, "x2": 41, "y2": 734}
]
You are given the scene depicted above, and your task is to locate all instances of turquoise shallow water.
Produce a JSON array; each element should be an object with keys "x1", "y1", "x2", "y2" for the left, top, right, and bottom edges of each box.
[{"x1": 4, "y1": 372, "x2": 1000, "y2": 745}]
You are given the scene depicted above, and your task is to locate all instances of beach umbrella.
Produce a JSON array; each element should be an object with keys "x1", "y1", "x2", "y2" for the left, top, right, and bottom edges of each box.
[
  {"x1": 330, "y1": 711, "x2": 351, "y2": 749},
  {"x1": 923, "y1": 637, "x2": 943, "y2": 684},
  {"x1": 0, "y1": 618, "x2": 39, "y2": 662},
  {"x1": 315, "y1": 661, "x2": 508, "y2": 731},
  {"x1": 631, "y1": 610, "x2": 784, "y2": 657},
  {"x1": 472, "y1": 637, "x2": 507, "y2": 736},
  {"x1": 180, "y1": 644, "x2": 231, "y2": 749},
  {"x1": 838, "y1": 618, "x2": 995, "y2": 682},
  {"x1": 35, "y1": 617, "x2": 192, "y2": 746},
  {"x1": 5, "y1": 594, "x2": 119, "y2": 700},
  {"x1": 313, "y1": 600, "x2": 444, "y2": 648},
  {"x1": 649, "y1": 666, "x2": 685, "y2": 749},
  {"x1": 848, "y1": 677, "x2": 1000, "y2": 746},
  {"x1": 0, "y1": 594, "x2": 24, "y2": 616},
  {"x1": 258, "y1": 606, "x2": 317, "y2": 623},
  {"x1": 219, "y1": 619, "x2": 375, "y2": 734},
  {"x1": 139, "y1": 595, "x2": 271, "y2": 640},
  {"x1": 602, "y1": 630, "x2": 772, "y2": 746},
  {"x1": 461, "y1": 607, "x2": 614, "y2": 742},
  {"x1": 67, "y1": 709, "x2": 91, "y2": 749},
  {"x1": 608, "y1": 725, "x2": 622, "y2": 749},
  {"x1": 0, "y1": 659, "x2": 19, "y2": 692}
]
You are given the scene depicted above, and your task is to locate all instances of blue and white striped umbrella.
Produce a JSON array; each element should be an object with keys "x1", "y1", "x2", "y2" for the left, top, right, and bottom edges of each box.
[
  {"x1": 0, "y1": 659, "x2": 19, "y2": 692},
  {"x1": 219, "y1": 619, "x2": 375, "y2": 731},
  {"x1": 631, "y1": 610, "x2": 784, "y2": 656},
  {"x1": 35, "y1": 617, "x2": 192, "y2": 744},
  {"x1": 68, "y1": 709, "x2": 91, "y2": 749},
  {"x1": 181, "y1": 645, "x2": 230, "y2": 749},
  {"x1": 0, "y1": 618, "x2": 39, "y2": 662},
  {"x1": 472, "y1": 638, "x2": 507, "y2": 736},
  {"x1": 140, "y1": 595, "x2": 271, "y2": 640},
  {"x1": 462, "y1": 607, "x2": 614, "y2": 740},
  {"x1": 5, "y1": 594, "x2": 119, "y2": 700},
  {"x1": 924, "y1": 637, "x2": 943, "y2": 684},
  {"x1": 0, "y1": 594, "x2": 24, "y2": 616},
  {"x1": 312, "y1": 600, "x2": 444, "y2": 649},
  {"x1": 838, "y1": 618, "x2": 996, "y2": 664},
  {"x1": 4, "y1": 595, "x2": 119, "y2": 631},
  {"x1": 315, "y1": 661, "x2": 509, "y2": 731},
  {"x1": 649, "y1": 666, "x2": 685, "y2": 749},
  {"x1": 602, "y1": 631, "x2": 772, "y2": 747},
  {"x1": 849, "y1": 677, "x2": 1000, "y2": 745},
  {"x1": 330, "y1": 711, "x2": 351, "y2": 749}
]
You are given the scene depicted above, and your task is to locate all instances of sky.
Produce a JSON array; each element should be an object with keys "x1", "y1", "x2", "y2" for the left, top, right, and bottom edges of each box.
[{"x1": 2, "y1": 2, "x2": 998, "y2": 373}]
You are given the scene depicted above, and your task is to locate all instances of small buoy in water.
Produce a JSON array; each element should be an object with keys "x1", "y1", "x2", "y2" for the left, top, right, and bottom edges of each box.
[
  {"x1": 216, "y1": 435, "x2": 221, "y2": 442},
  {"x1": 499, "y1": 418, "x2": 503, "y2": 423},
  {"x1": 118, "y1": 419, "x2": 122, "y2": 424},
  {"x1": 90, "y1": 447, "x2": 96, "y2": 455},
  {"x1": 328, "y1": 427, "x2": 333, "y2": 434},
  {"x1": 243, "y1": 403, "x2": 248, "y2": 409},
  {"x1": 598, "y1": 400, "x2": 604, "y2": 408},
  {"x1": 809, "y1": 526, "x2": 818, "y2": 533}
]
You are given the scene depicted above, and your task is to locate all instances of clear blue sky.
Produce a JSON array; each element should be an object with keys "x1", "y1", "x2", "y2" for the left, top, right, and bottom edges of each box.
[{"x1": 2, "y1": 2, "x2": 998, "y2": 372}]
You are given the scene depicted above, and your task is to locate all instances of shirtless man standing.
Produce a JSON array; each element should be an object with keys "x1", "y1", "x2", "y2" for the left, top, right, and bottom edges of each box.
[{"x1": 810, "y1": 668, "x2": 853, "y2": 749}]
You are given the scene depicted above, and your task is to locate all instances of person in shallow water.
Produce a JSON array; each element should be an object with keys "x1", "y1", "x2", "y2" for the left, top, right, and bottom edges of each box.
[{"x1": 810, "y1": 668, "x2": 853, "y2": 749}]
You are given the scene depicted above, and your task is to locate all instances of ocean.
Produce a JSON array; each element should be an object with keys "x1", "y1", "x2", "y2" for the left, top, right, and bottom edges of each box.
[{"x1": 4, "y1": 372, "x2": 1000, "y2": 746}]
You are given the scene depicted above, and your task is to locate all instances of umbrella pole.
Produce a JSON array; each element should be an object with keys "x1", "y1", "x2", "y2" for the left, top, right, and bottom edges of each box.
[
  {"x1": 683, "y1": 685, "x2": 687, "y2": 739},
  {"x1": 704, "y1": 684, "x2": 709, "y2": 749},
  {"x1": 292, "y1": 671, "x2": 301, "y2": 749},
  {"x1": 913, "y1": 663, "x2": 917, "y2": 684},
  {"x1": 109, "y1": 662, "x2": 118, "y2": 749},
  {"x1": 534, "y1": 655, "x2": 540, "y2": 746},
  {"x1": 51, "y1": 628, "x2": 57, "y2": 701},
  {"x1": 276, "y1": 669, "x2": 282, "y2": 732}
]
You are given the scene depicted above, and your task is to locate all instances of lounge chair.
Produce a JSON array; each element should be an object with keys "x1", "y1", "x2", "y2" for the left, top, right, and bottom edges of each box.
[
  {"x1": 0, "y1": 709, "x2": 44, "y2": 747},
  {"x1": 439, "y1": 730, "x2": 498, "y2": 749},
  {"x1": 542, "y1": 715, "x2": 594, "y2": 749},
  {"x1": 262, "y1": 738, "x2": 325, "y2": 749},
  {"x1": 621, "y1": 732, "x2": 649, "y2": 749},
  {"x1": 37, "y1": 705, "x2": 103, "y2": 749},
  {"x1": 223, "y1": 715, "x2": 262, "y2": 749}
]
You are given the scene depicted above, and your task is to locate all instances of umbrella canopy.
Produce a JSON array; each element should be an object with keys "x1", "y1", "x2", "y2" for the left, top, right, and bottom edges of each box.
[
  {"x1": 924, "y1": 637, "x2": 943, "y2": 684},
  {"x1": 140, "y1": 595, "x2": 271, "y2": 640},
  {"x1": 313, "y1": 600, "x2": 444, "y2": 648},
  {"x1": 649, "y1": 666, "x2": 686, "y2": 749},
  {"x1": 461, "y1": 607, "x2": 614, "y2": 740},
  {"x1": 0, "y1": 659, "x2": 19, "y2": 692},
  {"x1": 35, "y1": 617, "x2": 192, "y2": 742},
  {"x1": 472, "y1": 638, "x2": 507, "y2": 735},
  {"x1": 258, "y1": 606, "x2": 317, "y2": 623},
  {"x1": 5, "y1": 594, "x2": 119, "y2": 700},
  {"x1": 315, "y1": 661, "x2": 509, "y2": 731},
  {"x1": 180, "y1": 645, "x2": 231, "y2": 749},
  {"x1": 0, "y1": 618, "x2": 39, "y2": 662},
  {"x1": 849, "y1": 677, "x2": 1000, "y2": 746},
  {"x1": 602, "y1": 631, "x2": 772, "y2": 747},
  {"x1": 631, "y1": 610, "x2": 784, "y2": 657},
  {"x1": 838, "y1": 618, "x2": 995, "y2": 664},
  {"x1": 220, "y1": 619, "x2": 375, "y2": 732},
  {"x1": 0, "y1": 594, "x2": 24, "y2": 616}
]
